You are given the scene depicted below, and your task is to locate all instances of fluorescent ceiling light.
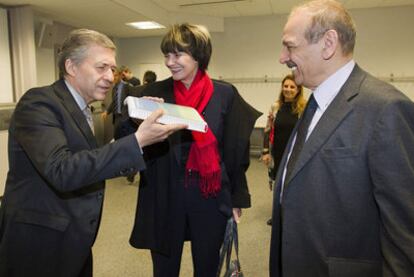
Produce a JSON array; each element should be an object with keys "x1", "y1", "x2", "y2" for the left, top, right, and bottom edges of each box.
[{"x1": 126, "y1": 21, "x2": 165, "y2": 30}]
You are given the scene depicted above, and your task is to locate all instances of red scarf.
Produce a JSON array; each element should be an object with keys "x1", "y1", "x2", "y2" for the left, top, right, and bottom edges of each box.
[{"x1": 174, "y1": 70, "x2": 221, "y2": 197}]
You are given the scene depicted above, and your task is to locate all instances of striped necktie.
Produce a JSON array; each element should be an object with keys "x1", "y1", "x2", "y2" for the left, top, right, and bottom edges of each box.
[{"x1": 83, "y1": 105, "x2": 95, "y2": 134}]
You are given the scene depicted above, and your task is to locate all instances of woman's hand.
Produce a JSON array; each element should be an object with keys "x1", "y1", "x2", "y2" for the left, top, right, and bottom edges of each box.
[
  {"x1": 261, "y1": 153, "x2": 271, "y2": 166},
  {"x1": 232, "y1": 208, "x2": 242, "y2": 223},
  {"x1": 142, "y1": 96, "x2": 164, "y2": 103}
]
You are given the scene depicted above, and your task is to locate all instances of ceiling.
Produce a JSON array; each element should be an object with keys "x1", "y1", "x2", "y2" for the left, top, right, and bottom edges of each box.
[{"x1": 1, "y1": 0, "x2": 414, "y2": 38}]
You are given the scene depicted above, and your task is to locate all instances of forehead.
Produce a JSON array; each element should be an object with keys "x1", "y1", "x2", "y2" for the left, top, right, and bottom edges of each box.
[
  {"x1": 283, "y1": 79, "x2": 297, "y2": 86},
  {"x1": 282, "y1": 11, "x2": 310, "y2": 44},
  {"x1": 84, "y1": 44, "x2": 116, "y2": 66}
]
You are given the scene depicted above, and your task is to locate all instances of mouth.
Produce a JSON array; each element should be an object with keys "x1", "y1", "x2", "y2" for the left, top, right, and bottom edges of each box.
[
  {"x1": 286, "y1": 61, "x2": 297, "y2": 72},
  {"x1": 169, "y1": 68, "x2": 182, "y2": 74},
  {"x1": 99, "y1": 86, "x2": 111, "y2": 92}
]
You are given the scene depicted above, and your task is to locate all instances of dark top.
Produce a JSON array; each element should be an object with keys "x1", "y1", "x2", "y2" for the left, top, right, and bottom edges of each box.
[
  {"x1": 271, "y1": 102, "x2": 298, "y2": 173},
  {"x1": 119, "y1": 77, "x2": 261, "y2": 255}
]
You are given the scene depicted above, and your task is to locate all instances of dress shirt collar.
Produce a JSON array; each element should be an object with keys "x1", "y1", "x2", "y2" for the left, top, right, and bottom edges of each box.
[
  {"x1": 312, "y1": 60, "x2": 355, "y2": 112},
  {"x1": 64, "y1": 79, "x2": 88, "y2": 111}
]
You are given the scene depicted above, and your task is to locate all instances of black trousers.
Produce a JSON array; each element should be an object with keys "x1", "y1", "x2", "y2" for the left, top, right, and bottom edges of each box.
[{"x1": 151, "y1": 183, "x2": 227, "y2": 277}]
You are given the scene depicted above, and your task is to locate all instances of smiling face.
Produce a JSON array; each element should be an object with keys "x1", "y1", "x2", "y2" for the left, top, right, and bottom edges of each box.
[
  {"x1": 279, "y1": 11, "x2": 325, "y2": 90},
  {"x1": 164, "y1": 51, "x2": 199, "y2": 88},
  {"x1": 65, "y1": 44, "x2": 116, "y2": 103},
  {"x1": 282, "y1": 78, "x2": 299, "y2": 102}
]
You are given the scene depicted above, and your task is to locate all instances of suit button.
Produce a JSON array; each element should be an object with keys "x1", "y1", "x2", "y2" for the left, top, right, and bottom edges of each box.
[
  {"x1": 97, "y1": 192, "x2": 103, "y2": 199},
  {"x1": 90, "y1": 219, "x2": 97, "y2": 225}
]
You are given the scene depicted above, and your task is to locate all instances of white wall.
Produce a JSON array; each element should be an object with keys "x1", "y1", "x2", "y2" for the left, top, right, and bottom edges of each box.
[
  {"x1": 118, "y1": 5, "x2": 414, "y2": 127},
  {"x1": 36, "y1": 47, "x2": 56, "y2": 87},
  {"x1": 0, "y1": 8, "x2": 13, "y2": 104}
]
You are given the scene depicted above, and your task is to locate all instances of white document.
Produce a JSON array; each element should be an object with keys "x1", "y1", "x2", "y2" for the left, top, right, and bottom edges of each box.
[{"x1": 124, "y1": 96, "x2": 208, "y2": 133}]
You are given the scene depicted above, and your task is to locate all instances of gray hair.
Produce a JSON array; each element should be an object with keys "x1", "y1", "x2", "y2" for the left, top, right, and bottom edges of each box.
[
  {"x1": 291, "y1": 0, "x2": 356, "y2": 55},
  {"x1": 58, "y1": 29, "x2": 116, "y2": 78}
]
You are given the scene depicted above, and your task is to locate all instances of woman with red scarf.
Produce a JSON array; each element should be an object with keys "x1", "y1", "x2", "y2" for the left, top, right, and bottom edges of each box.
[{"x1": 123, "y1": 23, "x2": 261, "y2": 276}]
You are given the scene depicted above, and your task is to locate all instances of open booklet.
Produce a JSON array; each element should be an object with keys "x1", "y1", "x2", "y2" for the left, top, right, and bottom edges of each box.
[{"x1": 124, "y1": 96, "x2": 208, "y2": 133}]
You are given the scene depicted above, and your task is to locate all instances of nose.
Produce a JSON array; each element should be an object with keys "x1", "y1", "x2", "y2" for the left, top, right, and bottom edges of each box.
[
  {"x1": 279, "y1": 47, "x2": 289, "y2": 64},
  {"x1": 165, "y1": 55, "x2": 175, "y2": 67},
  {"x1": 105, "y1": 68, "x2": 114, "y2": 82}
]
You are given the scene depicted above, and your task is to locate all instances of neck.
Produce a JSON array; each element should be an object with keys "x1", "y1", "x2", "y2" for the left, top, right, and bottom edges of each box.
[
  {"x1": 64, "y1": 76, "x2": 92, "y2": 104},
  {"x1": 310, "y1": 55, "x2": 353, "y2": 90}
]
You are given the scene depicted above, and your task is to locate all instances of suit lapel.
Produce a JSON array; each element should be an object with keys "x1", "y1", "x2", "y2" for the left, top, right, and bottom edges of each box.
[
  {"x1": 284, "y1": 65, "x2": 366, "y2": 186},
  {"x1": 52, "y1": 79, "x2": 98, "y2": 148}
]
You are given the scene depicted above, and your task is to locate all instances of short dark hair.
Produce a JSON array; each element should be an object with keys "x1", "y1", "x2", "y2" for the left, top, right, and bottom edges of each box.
[
  {"x1": 160, "y1": 23, "x2": 212, "y2": 71},
  {"x1": 58, "y1": 29, "x2": 115, "y2": 78},
  {"x1": 143, "y1": 71, "x2": 157, "y2": 84}
]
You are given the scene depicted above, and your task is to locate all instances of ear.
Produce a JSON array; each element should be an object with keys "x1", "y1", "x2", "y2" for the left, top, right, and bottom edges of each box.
[
  {"x1": 321, "y1": 29, "x2": 338, "y2": 60},
  {"x1": 65, "y1": 59, "x2": 77, "y2": 77}
]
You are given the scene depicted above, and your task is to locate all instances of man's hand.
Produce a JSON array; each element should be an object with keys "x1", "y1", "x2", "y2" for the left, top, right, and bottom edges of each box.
[{"x1": 135, "y1": 109, "x2": 187, "y2": 147}]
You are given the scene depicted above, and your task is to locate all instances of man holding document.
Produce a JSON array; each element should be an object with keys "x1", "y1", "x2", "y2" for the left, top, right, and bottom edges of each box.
[{"x1": 0, "y1": 29, "x2": 185, "y2": 277}]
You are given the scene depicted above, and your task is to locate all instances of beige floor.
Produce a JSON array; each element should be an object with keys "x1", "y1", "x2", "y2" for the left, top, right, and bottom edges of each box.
[{"x1": 93, "y1": 158, "x2": 272, "y2": 277}]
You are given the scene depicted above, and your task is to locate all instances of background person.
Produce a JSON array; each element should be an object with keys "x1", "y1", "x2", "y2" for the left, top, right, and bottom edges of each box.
[
  {"x1": 121, "y1": 23, "x2": 261, "y2": 277},
  {"x1": 120, "y1": 65, "x2": 141, "y2": 86},
  {"x1": 269, "y1": 1, "x2": 414, "y2": 276},
  {"x1": 261, "y1": 74, "x2": 305, "y2": 225},
  {"x1": 0, "y1": 28, "x2": 184, "y2": 277},
  {"x1": 102, "y1": 67, "x2": 132, "y2": 140},
  {"x1": 142, "y1": 70, "x2": 157, "y2": 85}
]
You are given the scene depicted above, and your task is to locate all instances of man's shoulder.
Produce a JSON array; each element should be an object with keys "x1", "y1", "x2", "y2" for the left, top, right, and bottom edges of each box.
[
  {"x1": 359, "y1": 70, "x2": 409, "y2": 104},
  {"x1": 345, "y1": 66, "x2": 412, "y2": 119}
]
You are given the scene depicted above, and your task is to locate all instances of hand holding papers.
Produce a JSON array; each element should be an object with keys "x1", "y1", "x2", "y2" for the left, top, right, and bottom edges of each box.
[
  {"x1": 135, "y1": 109, "x2": 187, "y2": 147},
  {"x1": 125, "y1": 96, "x2": 208, "y2": 133}
]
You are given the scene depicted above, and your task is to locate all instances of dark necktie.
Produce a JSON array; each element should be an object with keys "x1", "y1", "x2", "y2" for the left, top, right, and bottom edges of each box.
[
  {"x1": 114, "y1": 82, "x2": 124, "y2": 114},
  {"x1": 284, "y1": 94, "x2": 317, "y2": 182}
]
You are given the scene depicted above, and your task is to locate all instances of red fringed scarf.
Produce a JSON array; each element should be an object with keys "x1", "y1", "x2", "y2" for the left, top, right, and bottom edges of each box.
[{"x1": 173, "y1": 70, "x2": 221, "y2": 197}]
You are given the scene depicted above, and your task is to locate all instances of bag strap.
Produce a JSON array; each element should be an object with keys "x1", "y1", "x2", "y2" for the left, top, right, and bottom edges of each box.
[
  {"x1": 216, "y1": 217, "x2": 234, "y2": 277},
  {"x1": 232, "y1": 218, "x2": 242, "y2": 272}
]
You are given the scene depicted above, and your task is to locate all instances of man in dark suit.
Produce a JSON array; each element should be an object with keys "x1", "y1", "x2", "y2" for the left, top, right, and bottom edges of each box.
[
  {"x1": 102, "y1": 68, "x2": 131, "y2": 140},
  {"x1": 269, "y1": 1, "x2": 414, "y2": 276},
  {"x1": 0, "y1": 29, "x2": 184, "y2": 277}
]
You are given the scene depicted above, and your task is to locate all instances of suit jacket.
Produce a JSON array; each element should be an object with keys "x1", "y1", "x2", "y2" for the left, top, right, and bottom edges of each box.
[
  {"x1": 269, "y1": 65, "x2": 414, "y2": 277},
  {"x1": 0, "y1": 79, "x2": 145, "y2": 277},
  {"x1": 123, "y1": 78, "x2": 261, "y2": 255},
  {"x1": 106, "y1": 81, "x2": 132, "y2": 139}
]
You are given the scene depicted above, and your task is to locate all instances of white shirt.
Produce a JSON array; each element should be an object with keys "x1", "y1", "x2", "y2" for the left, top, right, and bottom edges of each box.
[
  {"x1": 280, "y1": 60, "x2": 356, "y2": 200},
  {"x1": 64, "y1": 80, "x2": 88, "y2": 112}
]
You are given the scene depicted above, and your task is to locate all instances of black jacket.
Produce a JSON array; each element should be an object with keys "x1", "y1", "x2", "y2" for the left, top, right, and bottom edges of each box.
[{"x1": 121, "y1": 77, "x2": 261, "y2": 255}]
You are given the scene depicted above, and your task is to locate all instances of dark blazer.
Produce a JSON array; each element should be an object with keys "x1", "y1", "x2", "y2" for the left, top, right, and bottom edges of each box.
[
  {"x1": 124, "y1": 78, "x2": 261, "y2": 255},
  {"x1": 0, "y1": 79, "x2": 145, "y2": 277},
  {"x1": 269, "y1": 65, "x2": 414, "y2": 277},
  {"x1": 106, "y1": 81, "x2": 133, "y2": 139}
]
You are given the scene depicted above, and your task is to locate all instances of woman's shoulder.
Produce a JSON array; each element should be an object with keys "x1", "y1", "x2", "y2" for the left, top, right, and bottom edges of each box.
[
  {"x1": 212, "y1": 79, "x2": 235, "y2": 94},
  {"x1": 269, "y1": 102, "x2": 279, "y2": 113}
]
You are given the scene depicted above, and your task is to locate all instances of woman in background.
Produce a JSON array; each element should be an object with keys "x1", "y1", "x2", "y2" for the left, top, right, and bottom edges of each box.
[
  {"x1": 262, "y1": 74, "x2": 306, "y2": 225},
  {"x1": 124, "y1": 23, "x2": 260, "y2": 277}
]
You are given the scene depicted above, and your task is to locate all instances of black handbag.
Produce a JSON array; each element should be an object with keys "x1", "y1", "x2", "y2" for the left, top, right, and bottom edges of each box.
[{"x1": 216, "y1": 218, "x2": 244, "y2": 277}]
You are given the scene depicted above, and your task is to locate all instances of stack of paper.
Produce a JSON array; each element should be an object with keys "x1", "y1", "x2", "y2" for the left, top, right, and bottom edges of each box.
[{"x1": 124, "y1": 96, "x2": 208, "y2": 133}]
